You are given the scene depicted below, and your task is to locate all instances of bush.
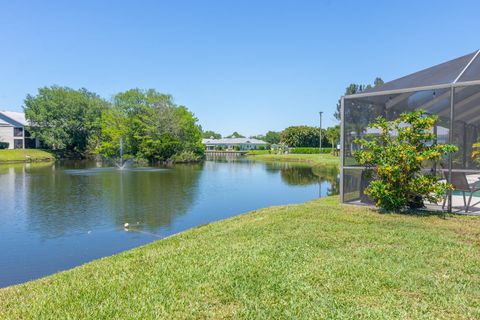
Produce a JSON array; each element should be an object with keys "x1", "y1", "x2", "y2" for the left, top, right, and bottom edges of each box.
[
  {"x1": 472, "y1": 142, "x2": 480, "y2": 163},
  {"x1": 290, "y1": 147, "x2": 330, "y2": 154},
  {"x1": 170, "y1": 151, "x2": 203, "y2": 163},
  {"x1": 0, "y1": 142, "x2": 9, "y2": 149},
  {"x1": 258, "y1": 145, "x2": 265, "y2": 150},
  {"x1": 354, "y1": 110, "x2": 457, "y2": 211}
]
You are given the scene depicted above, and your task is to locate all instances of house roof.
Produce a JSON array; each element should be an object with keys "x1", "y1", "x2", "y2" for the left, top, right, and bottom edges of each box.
[
  {"x1": 0, "y1": 111, "x2": 29, "y2": 126},
  {"x1": 0, "y1": 117, "x2": 9, "y2": 126},
  {"x1": 347, "y1": 50, "x2": 480, "y2": 98},
  {"x1": 202, "y1": 138, "x2": 268, "y2": 145}
]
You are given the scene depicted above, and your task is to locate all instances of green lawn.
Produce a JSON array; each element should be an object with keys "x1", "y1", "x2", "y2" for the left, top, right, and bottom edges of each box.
[
  {"x1": 248, "y1": 152, "x2": 339, "y2": 167},
  {"x1": 0, "y1": 149, "x2": 54, "y2": 162},
  {"x1": 1, "y1": 196, "x2": 479, "y2": 319}
]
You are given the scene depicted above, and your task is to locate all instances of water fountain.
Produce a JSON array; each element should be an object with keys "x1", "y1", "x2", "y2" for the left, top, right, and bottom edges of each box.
[
  {"x1": 65, "y1": 137, "x2": 165, "y2": 176},
  {"x1": 119, "y1": 137, "x2": 123, "y2": 168},
  {"x1": 116, "y1": 137, "x2": 133, "y2": 170}
]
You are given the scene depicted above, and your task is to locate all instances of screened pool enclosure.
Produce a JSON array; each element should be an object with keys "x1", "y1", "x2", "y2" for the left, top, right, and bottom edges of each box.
[{"x1": 340, "y1": 50, "x2": 480, "y2": 213}]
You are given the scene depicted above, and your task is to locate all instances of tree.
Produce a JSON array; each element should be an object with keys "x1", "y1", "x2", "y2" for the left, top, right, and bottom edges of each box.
[
  {"x1": 325, "y1": 126, "x2": 340, "y2": 155},
  {"x1": 264, "y1": 131, "x2": 281, "y2": 144},
  {"x1": 354, "y1": 110, "x2": 457, "y2": 211},
  {"x1": 281, "y1": 126, "x2": 327, "y2": 148},
  {"x1": 24, "y1": 86, "x2": 110, "y2": 156},
  {"x1": 202, "y1": 130, "x2": 221, "y2": 139},
  {"x1": 373, "y1": 77, "x2": 385, "y2": 88},
  {"x1": 97, "y1": 89, "x2": 203, "y2": 162},
  {"x1": 226, "y1": 131, "x2": 245, "y2": 138},
  {"x1": 334, "y1": 78, "x2": 384, "y2": 120}
]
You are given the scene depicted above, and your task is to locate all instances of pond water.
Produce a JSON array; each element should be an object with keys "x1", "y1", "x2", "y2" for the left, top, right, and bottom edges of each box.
[{"x1": 0, "y1": 157, "x2": 338, "y2": 288}]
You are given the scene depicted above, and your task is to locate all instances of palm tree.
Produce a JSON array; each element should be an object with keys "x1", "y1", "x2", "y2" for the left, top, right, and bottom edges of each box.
[{"x1": 325, "y1": 126, "x2": 340, "y2": 156}]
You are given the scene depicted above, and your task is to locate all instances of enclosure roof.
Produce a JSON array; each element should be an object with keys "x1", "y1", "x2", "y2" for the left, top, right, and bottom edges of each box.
[{"x1": 346, "y1": 50, "x2": 480, "y2": 98}]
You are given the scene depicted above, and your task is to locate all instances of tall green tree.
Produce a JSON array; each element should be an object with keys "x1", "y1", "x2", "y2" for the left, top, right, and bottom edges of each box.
[
  {"x1": 24, "y1": 86, "x2": 110, "y2": 156},
  {"x1": 334, "y1": 77, "x2": 384, "y2": 120},
  {"x1": 281, "y1": 126, "x2": 328, "y2": 148},
  {"x1": 97, "y1": 89, "x2": 203, "y2": 162},
  {"x1": 325, "y1": 126, "x2": 340, "y2": 155},
  {"x1": 264, "y1": 131, "x2": 281, "y2": 144},
  {"x1": 202, "y1": 130, "x2": 222, "y2": 139}
]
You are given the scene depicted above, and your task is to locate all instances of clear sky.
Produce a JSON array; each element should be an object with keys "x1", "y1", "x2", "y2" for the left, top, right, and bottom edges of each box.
[{"x1": 1, "y1": 0, "x2": 479, "y2": 137}]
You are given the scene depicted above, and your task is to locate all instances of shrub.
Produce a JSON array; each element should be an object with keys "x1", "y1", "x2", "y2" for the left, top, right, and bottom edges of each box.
[
  {"x1": 0, "y1": 142, "x2": 9, "y2": 149},
  {"x1": 472, "y1": 142, "x2": 480, "y2": 163},
  {"x1": 258, "y1": 145, "x2": 265, "y2": 150},
  {"x1": 354, "y1": 110, "x2": 457, "y2": 211},
  {"x1": 290, "y1": 147, "x2": 330, "y2": 154},
  {"x1": 170, "y1": 151, "x2": 203, "y2": 163}
]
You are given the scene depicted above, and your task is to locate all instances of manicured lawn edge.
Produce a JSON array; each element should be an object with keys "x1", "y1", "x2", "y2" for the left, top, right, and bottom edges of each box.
[
  {"x1": 247, "y1": 153, "x2": 339, "y2": 168},
  {"x1": 1, "y1": 196, "x2": 479, "y2": 319},
  {"x1": 0, "y1": 149, "x2": 55, "y2": 163}
]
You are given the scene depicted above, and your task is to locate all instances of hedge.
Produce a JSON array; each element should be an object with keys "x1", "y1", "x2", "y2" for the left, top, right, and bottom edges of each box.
[
  {"x1": 289, "y1": 147, "x2": 332, "y2": 154},
  {"x1": 0, "y1": 142, "x2": 9, "y2": 149}
]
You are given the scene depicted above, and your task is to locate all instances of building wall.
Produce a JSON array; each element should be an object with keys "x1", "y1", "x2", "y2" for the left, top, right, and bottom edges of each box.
[
  {"x1": 204, "y1": 143, "x2": 267, "y2": 150},
  {"x1": 0, "y1": 126, "x2": 15, "y2": 149},
  {"x1": 0, "y1": 126, "x2": 27, "y2": 149}
]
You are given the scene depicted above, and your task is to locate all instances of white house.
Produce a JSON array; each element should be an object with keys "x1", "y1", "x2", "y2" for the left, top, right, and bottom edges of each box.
[
  {"x1": 202, "y1": 138, "x2": 268, "y2": 151},
  {"x1": 0, "y1": 111, "x2": 39, "y2": 149}
]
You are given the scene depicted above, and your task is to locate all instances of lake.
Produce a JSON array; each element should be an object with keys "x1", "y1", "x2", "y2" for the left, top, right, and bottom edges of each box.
[{"x1": 0, "y1": 157, "x2": 338, "y2": 288}]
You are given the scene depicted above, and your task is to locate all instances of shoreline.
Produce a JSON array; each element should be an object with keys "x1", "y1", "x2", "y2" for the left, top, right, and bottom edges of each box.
[
  {"x1": 0, "y1": 149, "x2": 55, "y2": 164},
  {"x1": 1, "y1": 196, "x2": 479, "y2": 318}
]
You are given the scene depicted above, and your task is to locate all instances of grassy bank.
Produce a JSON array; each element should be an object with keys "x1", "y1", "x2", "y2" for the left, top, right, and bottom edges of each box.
[
  {"x1": 1, "y1": 197, "x2": 479, "y2": 319},
  {"x1": 0, "y1": 149, "x2": 55, "y2": 163},
  {"x1": 248, "y1": 152, "x2": 339, "y2": 167}
]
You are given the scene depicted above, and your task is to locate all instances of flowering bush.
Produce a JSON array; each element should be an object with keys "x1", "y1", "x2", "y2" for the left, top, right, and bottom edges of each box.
[
  {"x1": 354, "y1": 110, "x2": 457, "y2": 211},
  {"x1": 472, "y1": 142, "x2": 480, "y2": 164}
]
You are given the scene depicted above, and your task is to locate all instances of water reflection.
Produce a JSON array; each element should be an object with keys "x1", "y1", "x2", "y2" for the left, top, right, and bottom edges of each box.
[{"x1": 22, "y1": 163, "x2": 202, "y2": 238}]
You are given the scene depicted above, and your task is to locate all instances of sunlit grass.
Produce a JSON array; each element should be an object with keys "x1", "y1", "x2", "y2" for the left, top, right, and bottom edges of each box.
[
  {"x1": 248, "y1": 152, "x2": 339, "y2": 167},
  {"x1": 0, "y1": 149, "x2": 54, "y2": 162},
  {"x1": 1, "y1": 196, "x2": 479, "y2": 319}
]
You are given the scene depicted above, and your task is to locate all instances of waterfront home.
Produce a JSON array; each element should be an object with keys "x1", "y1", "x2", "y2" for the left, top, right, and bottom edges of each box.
[
  {"x1": 202, "y1": 138, "x2": 268, "y2": 151},
  {"x1": 0, "y1": 111, "x2": 39, "y2": 149}
]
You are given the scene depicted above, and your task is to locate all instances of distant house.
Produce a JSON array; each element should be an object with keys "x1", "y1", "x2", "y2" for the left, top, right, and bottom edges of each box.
[
  {"x1": 0, "y1": 111, "x2": 39, "y2": 149},
  {"x1": 202, "y1": 138, "x2": 268, "y2": 151}
]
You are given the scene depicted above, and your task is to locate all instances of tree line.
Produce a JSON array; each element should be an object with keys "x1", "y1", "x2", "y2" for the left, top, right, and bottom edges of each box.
[
  {"x1": 25, "y1": 77, "x2": 383, "y2": 160},
  {"x1": 203, "y1": 77, "x2": 384, "y2": 149},
  {"x1": 24, "y1": 86, "x2": 204, "y2": 162},
  {"x1": 201, "y1": 77, "x2": 384, "y2": 152},
  {"x1": 202, "y1": 126, "x2": 340, "y2": 150}
]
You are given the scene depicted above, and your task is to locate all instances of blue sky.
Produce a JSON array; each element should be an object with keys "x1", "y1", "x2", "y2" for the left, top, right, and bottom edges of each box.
[{"x1": 1, "y1": 0, "x2": 479, "y2": 136}]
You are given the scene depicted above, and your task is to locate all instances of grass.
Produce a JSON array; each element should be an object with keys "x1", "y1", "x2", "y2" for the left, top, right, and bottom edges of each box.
[
  {"x1": 1, "y1": 196, "x2": 479, "y2": 319},
  {"x1": 0, "y1": 149, "x2": 54, "y2": 163},
  {"x1": 248, "y1": 152, "x2": 339, "y2": 167}
]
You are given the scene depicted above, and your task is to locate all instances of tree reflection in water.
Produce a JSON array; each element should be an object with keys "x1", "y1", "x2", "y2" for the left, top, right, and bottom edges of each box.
[
  {"x1": 22, "y1": 162, "x2": 202, "y2": 238},
  {"x1": 264, "y1": 162, "x2": 339, "y2": 196}
]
